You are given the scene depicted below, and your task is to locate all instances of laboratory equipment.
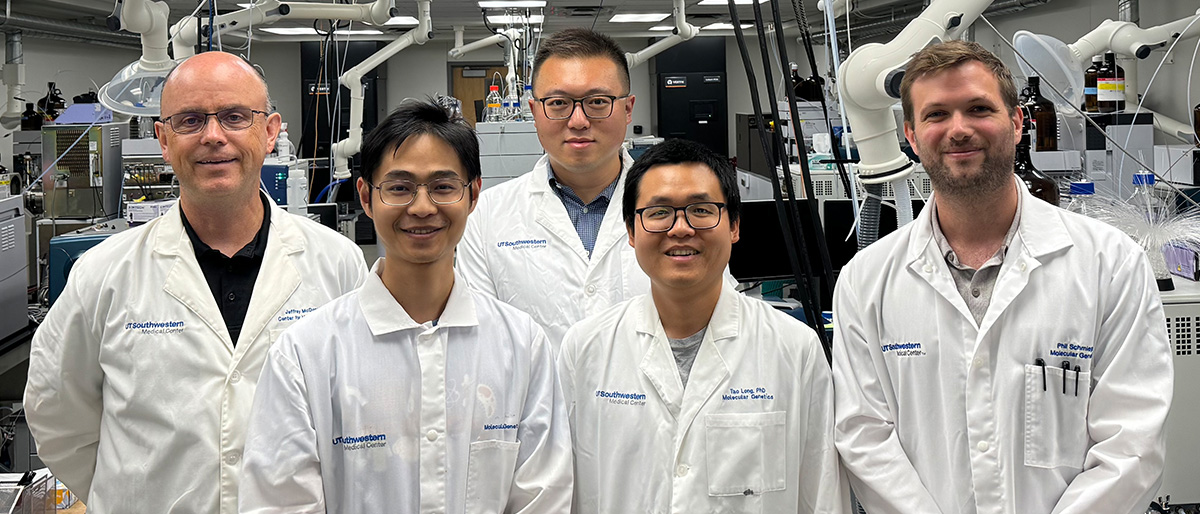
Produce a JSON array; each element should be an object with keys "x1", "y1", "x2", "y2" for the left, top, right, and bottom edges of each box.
[
  {"x1": 1064, "y1": 181, "x2": 1102, "y2": 217},
  {"x1": 484, "y1": 85, "x2": 502, "y2": 123},
  {"x1": 1157, "y1": 280, "x2": 1200, "y2": 505},
  {"x1": 1097, "y1": 52, "x2": 1125, "y2": 113},
  {"x1": 477, "y1": 121, "x2": 542, "y2": 189},
  {"x1": 0, "y1": 196, "x2": 26, "y2": 343},
  {"x1": 0, "y1": 468, "x2": 54, "y2": 514},
  {"x1": 40, "y1": 122, "x2": 128, "y2": 219},
  {"x1": 520, "y1": 85, "x2": 534, "y2": 122},
  {"x1": 1083, "y1": 56, "x2": 1100, "y2": 113},
  {"x1": 656, "y1": 37, "x2": 728, "y2": 157},
  {"x1": 46, "y1": 219, "x2": 127, "y2": 305}
]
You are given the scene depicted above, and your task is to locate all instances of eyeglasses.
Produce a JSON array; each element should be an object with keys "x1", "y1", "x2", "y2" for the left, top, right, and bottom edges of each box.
[
  {"x1": 369, "y1": 178, "x2": 471, "y2": 206},
  {"x1": 634, "y1": 202, "x2": 726, "y2": 233},
  {"x1": 535, "y1": 94, "x2": 629, "y2": 120},
  {"x1": 160, "y1": 107, "x2": 269, "y2": 134}
]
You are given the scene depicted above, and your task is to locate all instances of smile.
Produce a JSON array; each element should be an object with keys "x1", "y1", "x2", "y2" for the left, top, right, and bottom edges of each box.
[
  {"x1": 402, "y1": 227, "x2": 443, "y2": 235},
  {"x1": 666, "y1": 249, "x2": 699, "y2": 256},
  {"x1": 197, "y1": 158, "x2": 236, "y2": 165}
]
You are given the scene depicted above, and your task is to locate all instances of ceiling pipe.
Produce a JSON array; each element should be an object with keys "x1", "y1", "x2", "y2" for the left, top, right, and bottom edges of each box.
[{"x1": 0, "y1": 11, "x2": 138, "y2": 45}]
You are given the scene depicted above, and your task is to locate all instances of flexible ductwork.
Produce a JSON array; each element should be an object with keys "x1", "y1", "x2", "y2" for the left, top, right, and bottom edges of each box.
[{"x1": 815, "y1": 0, "x2": 1054, "y2": 42}]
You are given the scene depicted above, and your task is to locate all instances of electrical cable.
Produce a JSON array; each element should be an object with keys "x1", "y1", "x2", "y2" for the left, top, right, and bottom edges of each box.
[
  {"x1": 590, "y1": 0, "x2": 604, "y2": 32},
  {"x1": 728, "y1": 0, "x2": 831, "y2": 356},
  {"x1": 208, "y1": 0, "x2": 215, "y2": 51}
]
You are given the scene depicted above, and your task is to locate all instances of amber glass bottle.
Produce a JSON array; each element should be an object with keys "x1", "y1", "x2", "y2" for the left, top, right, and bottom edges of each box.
[
  {"x1": 1083, "y1": 55, "x2": 1100, "y2": 113},
  {"x1": 1026, "y1": 76, "x2": 1058, "y2": 151},
  {"x1": 1014, "y1": 118, "x2": 1060, "y2": 206}
]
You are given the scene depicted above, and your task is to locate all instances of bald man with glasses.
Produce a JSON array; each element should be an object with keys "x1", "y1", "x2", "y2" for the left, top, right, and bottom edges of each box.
[{"x1": 24, "y1": 51, "x2": 366, "y2": 514}]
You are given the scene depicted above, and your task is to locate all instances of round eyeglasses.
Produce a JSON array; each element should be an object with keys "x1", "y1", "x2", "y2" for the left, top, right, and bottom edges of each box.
[
  {"x1": 634, "y1": 202, "x2": 726, "y2": 233},
  {"x1": 535, "y1": 94, "x2": 630, "y2": 120},
  {"x1": 370, "y1": 178, "x2": 471, "y2": 206},
  {"x1": 160, "y1": 107, "x2": 269, "y2": 135}
]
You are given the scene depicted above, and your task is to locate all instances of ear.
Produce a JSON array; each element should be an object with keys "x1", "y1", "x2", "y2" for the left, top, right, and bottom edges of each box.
[
  {"x1": 624, "y1": 94, "x2": 635, "y2": 124},
  {"x1": 729, "y1": 217, "x2": 740, "y2": 245},
  {"x1": 903, "y1": 121, "x2": 917, "y2": 150},
  {"x1": 264, "y1": 112, "x2": 282, "y2": 152},
  {"x1": 467, "y1": 176, "x2": 483, "y2": 214},
  {"x1": 1010, "y1": 104, "x2": 1024, "y2": 140},
  {"x1": 627, "y1": 223, "x2": 636, "y2": 248},
  {"x1": 356, "y1": 177, "x2": 374, "y2": 218},
  {"x1": 156, "y1": 121, "x2": 171, "y2": 162}
]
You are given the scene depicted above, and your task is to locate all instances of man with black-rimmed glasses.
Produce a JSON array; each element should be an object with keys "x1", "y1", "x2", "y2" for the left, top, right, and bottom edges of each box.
[
  {"x1": 24, "y1": 51, "x2": 366, "y2": 514},
  {"x1": 557, "y1": 139, "x2": 845, "y2": 513},
  {"x1": 457, "y1": 28, "x2": 650, "y2": 350}
]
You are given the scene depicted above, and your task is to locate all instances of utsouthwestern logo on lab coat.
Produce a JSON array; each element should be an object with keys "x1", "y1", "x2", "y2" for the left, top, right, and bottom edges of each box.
[
  {"x1": 332, "y1": 433, "x2": 387, "y2": 451},
  {"x1": 496, "y1": 239, "x2": 548, "y2": 250},
  {"x1": 880, "y1": 341, "x2": 926, "y2": 357},
  {"x1": 123, "y1": 320, "x2": 186, "y2": 335},
  {"x1": 595, "y1": 389, "x2": 647, "y2": 406}
]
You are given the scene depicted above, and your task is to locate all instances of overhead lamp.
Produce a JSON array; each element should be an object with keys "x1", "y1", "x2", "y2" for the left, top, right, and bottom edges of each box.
[
  {"x1": 383, "y1": 16, "x2": 420, "y2": 25},
  {"x1": 697, "y1": 0, "x2": 768, "y2": 4},
  {"x1": 478, "y1": 0, "x2": 547, "y2": 7},
  {"x1": 702, "y1": 22, "x2": 755, "y2": 30},
  {"x1": 610, "y1": 13, "x2": 670, "y2": 23},
  {"x1": 486, "y1": 14, "x2": 545, "y2": 24},
  {"x1": 649, "y1": 25, "x2": 676, "y2": 31},
  {"x1": 260, "y1": 27, "x2": 384, "y2": 35}
]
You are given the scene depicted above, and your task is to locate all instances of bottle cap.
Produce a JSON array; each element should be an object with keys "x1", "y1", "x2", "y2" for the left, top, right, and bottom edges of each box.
[
  {"x1": 1092, "y1": 55, "x2": 1102, "y2": 62},
  {"x1": 489, "y1": 85, "x2": 499, "y2": 91},
  {"x1": 1132, "y1": 171, "x2": 1156, "y2": 186},
  {"x1": 1068, "y1": 181, "x2": 1094, "y2": 195},
  {"x1": 524, "y1": 85, "x2": 532, "y2": 90}
]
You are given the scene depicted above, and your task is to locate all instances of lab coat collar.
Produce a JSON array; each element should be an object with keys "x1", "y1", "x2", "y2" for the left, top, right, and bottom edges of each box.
[
  {"x1": 154, "y1": 194, "x2": 306, "y2": 257},
  {"x1": 359, "y1": 258, "x2": 479, "y2": 336},
  {"x1": 527, "y1": 149, "x2": 636, "y2": 261},
  {"x1": 634, "y1": 281, "x2": 742, "y2": 341},
  {"x1": 905, "y1": 177, "x2": 1073, "y2": 266}
]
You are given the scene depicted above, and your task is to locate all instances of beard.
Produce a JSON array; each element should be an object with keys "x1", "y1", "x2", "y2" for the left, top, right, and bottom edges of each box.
[{"x1": 918, "y1": 137, "x2": 1015, "y2": 203}]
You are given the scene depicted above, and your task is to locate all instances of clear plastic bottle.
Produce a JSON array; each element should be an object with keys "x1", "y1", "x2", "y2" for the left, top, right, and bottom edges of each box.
[
  {"x1": 275, "y1": 122, "x2": 292, "y2": 160},
  {"x1": 520, "y1": 85, "x2": 535, "y2": 121},
  {"x1": 1128, "y1": 171, "x2": 1169, "y2": 223},
  {"x1": 484, "y1": 85, "x2": 502, "y2": 123},
  {"x1": 1065, "y1": 181, "x2": 1100, "y2": 217}
]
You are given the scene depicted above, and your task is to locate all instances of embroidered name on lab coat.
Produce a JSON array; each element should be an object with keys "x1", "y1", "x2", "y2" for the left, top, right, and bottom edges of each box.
[
  {"x1": 723, "y1": 387, "x2": 774, "y2": 401},
  {"x1": 277, "y1": 306, "x2": 318, "y2": 323},
  {"x1": 1050, "y1": 341, "x2": 1094, "y2": 360}
]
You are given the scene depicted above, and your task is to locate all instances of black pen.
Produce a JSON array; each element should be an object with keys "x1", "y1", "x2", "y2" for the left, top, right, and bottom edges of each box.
[
  {"x1": 1036, "y1": 358, "x2": 1046, "y2": 391},
  {"x1": 1061, "y1": 361, "x2": 1070, "y2": 394},
  {"x1": 1074, "y1": 365, "x2": 1081, "y2": 396}
]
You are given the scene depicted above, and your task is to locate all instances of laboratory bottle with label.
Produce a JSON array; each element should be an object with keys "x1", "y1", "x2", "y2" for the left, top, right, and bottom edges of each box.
[
  {"x1": 1025, "y1": 76, "x2": 1058, "y2": 151},
  {"x1": 1065, "y1": 181, "x2": 1102, "y2": 217},
  {"x1": 484, "y1": 85, "x2": 502, "y2": 123},
  {"x1": 520, "y1": 85, "x2": 534, "y2": 121},
  {"x1": 1129, "y1": 171, "x2": 1169, "y2": 223},
  {"x1": 1014, "y1": 121, "x2": 1060, "y2": 206},
  {"x1": 1097, "y1": 52, "x2": 1125, "y2": 113},
  {"x1": 1083, "y1": 55, "x2": 1100, "y2": 113}
]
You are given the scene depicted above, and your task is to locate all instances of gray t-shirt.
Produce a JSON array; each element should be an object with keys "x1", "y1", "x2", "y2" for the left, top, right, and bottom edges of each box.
[{"x1": 669, "y1": 327, "x2": 707, "y2": 390}]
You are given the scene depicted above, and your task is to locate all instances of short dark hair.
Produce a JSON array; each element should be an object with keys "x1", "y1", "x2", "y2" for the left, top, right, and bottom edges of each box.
[
  {"x1": 622, "y1": 139, "x2": 741, "y2": 230},
  {"x1": 532, "y1": 28, "x2": 630, "y2": 96},
  {"x1": 900, "y1": 40, "x2": 1018, "y2": 126},
  {"x1": 360, "y1": 99, "x2": 481, "y2": 188}
]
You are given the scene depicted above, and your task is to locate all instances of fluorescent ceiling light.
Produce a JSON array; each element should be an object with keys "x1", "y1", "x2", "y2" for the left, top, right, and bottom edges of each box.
[
  {"x1": 260, "y1": 27, "x2": 384, "y2": 36},
  {"x1": 697, "y1": 0, "x2": 768, "y2": 4},
  {"x1": 479, "y1": 0, "x2": 547, "y2": 7},
  {"x1": 702, "y1": 22, "x2": 755, "y2": 30},
  {"x1": 649, "y1": 25, "x2": 676, "y2": 31},
  {"x1": 486, "y1": 14, "x2": 545, "y2": 24},
  {"x1": 383, "y1": 16, "x2": 420, "y2": 26},
  {"x1": 610, "y1": 13, "x2": 670, "y2": 23}
]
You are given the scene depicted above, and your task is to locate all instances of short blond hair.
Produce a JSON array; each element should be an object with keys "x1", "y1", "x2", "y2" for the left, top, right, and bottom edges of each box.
[{"x1": 899, "y1": 40, "x2": 1017, "y2": 126}]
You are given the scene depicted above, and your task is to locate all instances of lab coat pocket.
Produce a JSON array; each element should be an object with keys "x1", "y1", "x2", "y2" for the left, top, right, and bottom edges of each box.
[
  {"x1": 465, "y1": 439, "x2": 522, "y2": 514},
  {"x1": 1024, "y1": 364, "x2": 1091, "y2": 469},
  {"x1": 704, "y1": 411, "x2": 787, "y2": 496}
]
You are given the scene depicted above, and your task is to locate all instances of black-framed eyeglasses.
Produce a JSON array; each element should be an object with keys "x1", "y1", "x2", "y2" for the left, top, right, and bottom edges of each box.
[
  {"x1": 369, "y1": 178, "x2": 471, "y2": 206},
  {"x1": 634, "y1": 202, "x2": 726, "y2": 233},
  {"x1": 160, "y1": 107, "x2": 270, "y2": 134},
  {"x1": 535, "y1": 94, "x2": 630, "y2": 120}
]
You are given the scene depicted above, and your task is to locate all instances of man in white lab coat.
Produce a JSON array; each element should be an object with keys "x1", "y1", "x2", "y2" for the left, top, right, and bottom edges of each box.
[
  {"x1": 558, "y1": 138, "x2": 844, "y2": 513},
  {"x1": 457, "y1": 28, "x2": 650, "y2": 347},
  {"x1": 23, "y1": 52, "x2": 367, "y2": 514},
  {"x1": 239, "y1": 99, "x2": 573, "y2": 513},
  {"x1": 832, "y1": 40, "x2": 1173, "y2": 514}
]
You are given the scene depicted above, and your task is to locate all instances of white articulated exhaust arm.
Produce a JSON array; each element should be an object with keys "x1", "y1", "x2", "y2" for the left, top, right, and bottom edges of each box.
[{"x1": 625, "y1": 0, "x2": 698, "y2": 68}]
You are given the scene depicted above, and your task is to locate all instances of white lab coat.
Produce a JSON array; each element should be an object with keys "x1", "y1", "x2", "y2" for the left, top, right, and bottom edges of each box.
[
  {"x1": 24, "y1": 200, "x2": 368, "y2": 514},
  {"x1": 457, "y1": 151, "x2": 651, "y2": 348},
  {"x1": 558, "y1": 283, "x2": 845, "y2": 513},
  {"x1": 832, "y1": 182, "x2": 1173, "y2": 514},
  {"x1": 239, "y1": 260, "x2": 573, "y2": 514}
]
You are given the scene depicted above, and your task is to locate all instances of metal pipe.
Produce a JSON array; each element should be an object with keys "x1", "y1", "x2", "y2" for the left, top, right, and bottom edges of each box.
[
  {"x1": 1, "y1": 30, "x2": 22, "y2": 127},
  {"x1": 814, "y1": 0, "x2": 1052, "y2": 42},
  {"x1": 0, "y1": 12, "x2": 138, "y2": 43}
]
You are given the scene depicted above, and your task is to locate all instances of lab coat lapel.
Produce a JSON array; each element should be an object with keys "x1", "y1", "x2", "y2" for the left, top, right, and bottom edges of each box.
[
  {"x1": 157, "y1": 206, "x2": 236, "y2": 353},
  {"x1": 531, "y1": 157, "x2": 590, "y2": 261},
  {"x1": 906, "y1": 197, "x2": 977, "y2": 324},
  {"x1": 587, "y1": 149, "x2": 634, "y2": 265},
  {"x1": 978, "y1": 186, "x2": 1072, "y2": 337},
  {"x1": 676, "y1": 287, "x2": 734, "y2": 440},
  {"x1": 237, "y1": 205, "x2": 302, "y2": 351},
  {"x1": 637, "y1": 296, "x2": 684, "y2": 419}
]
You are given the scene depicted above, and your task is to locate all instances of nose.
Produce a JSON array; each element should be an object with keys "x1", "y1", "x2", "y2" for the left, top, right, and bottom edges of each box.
[
  {"x1": 406, "y1": 184, "x2": 438, "y2": 217},
  {"x1": 665, "y1": 210, "x2": 695, "y2": 237},
  {"x1": 946, "y1": 111, "x2": 974, "y2": 142},
  {"x1": 198, "y1": 114, "x2": 228, "y2": 144},
  {"x1": 566, "y1": 101, "x2": 591, "y2": 130}
]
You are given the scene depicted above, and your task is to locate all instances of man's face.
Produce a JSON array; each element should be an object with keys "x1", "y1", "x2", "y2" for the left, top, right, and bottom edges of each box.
[
  {"x1": 531, "y1": 56, "x2": 634, "y2": 177},
  {"x1": 156, "y1": 53, "x2": 281, "y2": 203},
  {"x1": 903, "y1": 61, "x2": 1021, "y2": 201},
  {"x1": 357, "y1": 133, "x2": 479, "y2": 269},
  {"x1": 628, "y1": 163, "x2": 739, "y2": 296}
]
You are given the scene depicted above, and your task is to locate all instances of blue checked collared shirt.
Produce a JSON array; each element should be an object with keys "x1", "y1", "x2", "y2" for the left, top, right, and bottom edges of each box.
[{"x1": 547, "y1": 164, "x2": 620, "y2": 258}]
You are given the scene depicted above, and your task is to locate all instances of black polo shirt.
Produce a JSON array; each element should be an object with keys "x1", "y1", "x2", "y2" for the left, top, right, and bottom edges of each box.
[{"x1": 180, "y1": 193, "x2": 271, "y2": 346}]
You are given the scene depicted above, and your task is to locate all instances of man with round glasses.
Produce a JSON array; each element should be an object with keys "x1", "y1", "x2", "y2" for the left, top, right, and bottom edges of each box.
[
  {"x1": 24, "y1": 51, "x2": 367, "y2": 514},
  {"x1": 457, "y1": 28, "x2": 649, "y2": 349},
  {"x1": 557, "y1": 139, "x2": 844, "y2": 513},
  {"x1": 239, "y1": 99, "x2": 572, "y2": 513}
]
